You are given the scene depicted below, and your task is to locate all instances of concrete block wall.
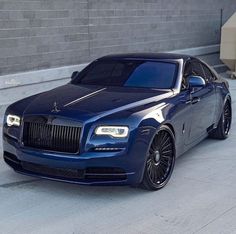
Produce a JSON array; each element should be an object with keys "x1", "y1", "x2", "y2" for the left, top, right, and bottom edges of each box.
[
  {"x1": 0, "y1": 0, "x2": 90, "y2": 75},
  {"x1": 88, "y1": 0, "x2": 232, "y2": 59},
  {"x1": 0, "y1": 0, "x2": 236, "y2": 76}
]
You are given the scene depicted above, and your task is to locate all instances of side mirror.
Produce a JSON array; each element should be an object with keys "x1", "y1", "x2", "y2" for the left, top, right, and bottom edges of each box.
[
  {"x1": 188, "y1": 75, "x2": 206, "y2": 89},
  {"x1": 71, "y1": 71, "x2": 79, "y2": 80}
]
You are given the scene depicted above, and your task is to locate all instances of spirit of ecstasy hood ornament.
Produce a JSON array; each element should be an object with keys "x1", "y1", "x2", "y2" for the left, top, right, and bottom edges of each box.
[{"x1": 51, "y1": 101, "x2": 61, "y2": 113}]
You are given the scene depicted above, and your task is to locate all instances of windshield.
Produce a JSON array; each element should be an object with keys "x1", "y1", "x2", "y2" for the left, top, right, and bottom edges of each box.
[{"x1": 72, "y1": 60, "x2": 178, "y2": 89}]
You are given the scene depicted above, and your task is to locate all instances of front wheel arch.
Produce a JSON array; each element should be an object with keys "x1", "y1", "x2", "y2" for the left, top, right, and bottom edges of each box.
[{"x1": 164, "y1": 123, "x2": 175, "y2": 138}]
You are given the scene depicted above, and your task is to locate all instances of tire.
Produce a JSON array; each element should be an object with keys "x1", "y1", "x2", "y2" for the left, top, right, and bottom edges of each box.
[
  {"x1": 209, "y1": 100, "x2": 232, "y2": 140},
  {"x1": 141, "y1": 125, "x2": 176, "y2": 191}
]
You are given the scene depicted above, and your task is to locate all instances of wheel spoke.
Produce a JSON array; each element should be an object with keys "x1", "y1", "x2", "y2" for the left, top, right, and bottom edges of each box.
[
  {"x1": 223, "y1": 102, "x2": 231, "y2": 134},
  {"x1": 162, "y1": 155, "x2": 172, "y2": 160},
  {"x1": 160, "y1": 159, "x2": 169, "y2": 167},
  {"x1": 150, "y1": 144, "x2": 157, "y2": 153},
  {"x1": 156, "y1": 166, "x2": 162, "y2": 182},
  {"x1": 147, "y1": 159, "x2": 152, "y2": 170},
  {"x1": 152, "y1": 165, "x2": 157, "y2": 181},
  {"x1": 158, "y1": 164, "x2": 166, "y2": 178},
  {"x1": 160, "y1": 132, "x2": 169, "y2": 146},
  {"x1": 153, "y1": 166, "x2": 158, "y2": 182},
  {"x1": 161, "y1": 149, "x2": 172, "y2": 155},
  {"x1": 160, "y1": 143, "x2": 172, "y2": 151}
]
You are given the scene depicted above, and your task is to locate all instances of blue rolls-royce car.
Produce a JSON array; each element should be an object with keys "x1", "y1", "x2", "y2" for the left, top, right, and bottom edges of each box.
[{"x1": 3, "y1": 53, "x2": 232, "y2": 190}]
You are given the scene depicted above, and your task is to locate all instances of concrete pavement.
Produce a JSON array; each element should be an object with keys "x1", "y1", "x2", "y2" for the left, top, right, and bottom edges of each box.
[{"x1": 0, "y1": 79, "x2": 235, "y2": 234}]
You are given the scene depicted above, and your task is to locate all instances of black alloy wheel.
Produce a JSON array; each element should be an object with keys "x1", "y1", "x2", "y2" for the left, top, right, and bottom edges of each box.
[
  {"x1": 209, "y1": 100, "x2": 232, "y2": 140},
  {"x1": 223, "y1": 101, "x2": 232, "y2": 136},
  {"x1": 141, "y1": 125, "x2": 176, "y2": 190}
]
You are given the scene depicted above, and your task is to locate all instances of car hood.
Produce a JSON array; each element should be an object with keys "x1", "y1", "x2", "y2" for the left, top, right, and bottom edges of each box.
[{"x1": 23, "y1": 84, "x2": 173, "y2": 121}]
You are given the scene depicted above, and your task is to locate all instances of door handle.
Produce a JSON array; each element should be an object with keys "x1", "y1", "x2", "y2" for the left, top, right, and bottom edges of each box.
[{"x1": 191, "y1": 97, "x2": 200, "y2": 104}]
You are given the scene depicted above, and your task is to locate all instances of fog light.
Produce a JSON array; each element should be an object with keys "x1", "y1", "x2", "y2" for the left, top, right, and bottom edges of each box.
[{"x1": 94, "y1": 147, "x2": 122, "y2": 152}]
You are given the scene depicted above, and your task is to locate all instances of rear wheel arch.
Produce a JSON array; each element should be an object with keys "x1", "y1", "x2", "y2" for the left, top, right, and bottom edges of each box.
[
  {"x1": 209, "y1": 96, "x2": 232, "y2": 139},
  {"x1": 225, "y1": 95, "x2": 231, "y2": 105},
  {"x1": 223, "y1": 95, "x2": 232, "y2": 119}
]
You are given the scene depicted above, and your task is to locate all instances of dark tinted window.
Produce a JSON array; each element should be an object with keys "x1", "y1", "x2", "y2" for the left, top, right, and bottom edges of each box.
[
  {"x1": 182, "y1": 61, "x2": 192, "y2": 90},
  {"x1": 192, "y1": 61, "x2": 205, "y2": 79},
  {"x1": 201, "y1": 63, "x2": 214, "y2": 82},
  {"x1": 75, "y1": 60, "x2": 178, "y2": 89},
  {"x1": 183, "y1": 61, "x2": 192, "y2": 78},
  {"x1": 124, "y1": 62, "x2": 176, "y2": 89},
  {"x1": 79, "y1": 62, "x2": 126, "y2": 85},
  {"x1": 182, "y1": 60, "x2": 209, "y2": 90}
]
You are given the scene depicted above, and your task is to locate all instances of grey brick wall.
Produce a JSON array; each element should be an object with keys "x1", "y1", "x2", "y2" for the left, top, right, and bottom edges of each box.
[{"x1": 0, "y1": 0, "x2": 235, "y2": 75}]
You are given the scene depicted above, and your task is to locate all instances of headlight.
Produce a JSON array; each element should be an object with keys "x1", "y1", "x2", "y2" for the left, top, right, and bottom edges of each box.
[
  {"x1": 6, "y1": 114, "x2": 21, "y2": 127},
  {"x1": 95, "y1": 126, "x2": 129, "y2": 138}
]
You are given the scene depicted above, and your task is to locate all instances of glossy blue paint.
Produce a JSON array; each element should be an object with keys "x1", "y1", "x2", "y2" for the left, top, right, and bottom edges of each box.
[
  {"x1": 2, "y1": 53, "x2": 231, "y2": 186},
  {"x1": 188, "y1": 75, "x2": 206, "y2": 88}
]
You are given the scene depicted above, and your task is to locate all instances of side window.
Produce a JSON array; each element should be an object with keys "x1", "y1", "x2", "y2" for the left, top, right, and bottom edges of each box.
[
  {"x1": 183, "y1": 61, "x2": 192, "y2": 77},
  {"x1": 191, "y1": 62, "x2": 206, "y2": 80},
  {"x1": 182, "y1": 60, "x2": 208, "y2": 91},
  {"x1": 182, "y1": 61, "x2": 192, "y2": 91},
  {"x1": 201, "y1": 63, "x2": 215, "y2": 82}
]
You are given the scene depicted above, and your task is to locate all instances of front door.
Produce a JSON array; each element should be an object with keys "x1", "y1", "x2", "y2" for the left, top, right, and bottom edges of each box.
[{"x1": 185, "y1": 60, "x2": 216, "y2": 144}]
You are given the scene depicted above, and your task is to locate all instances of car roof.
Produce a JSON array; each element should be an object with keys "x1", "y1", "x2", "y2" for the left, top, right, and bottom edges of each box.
[{"x1": 98, "y1": 53, "x2": 192, "y2": 62}]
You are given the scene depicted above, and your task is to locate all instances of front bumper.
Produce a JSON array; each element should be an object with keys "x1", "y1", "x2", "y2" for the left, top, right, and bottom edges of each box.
[{"x1": 3, "y1": 130, "x2": 152, "y2": 185}]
